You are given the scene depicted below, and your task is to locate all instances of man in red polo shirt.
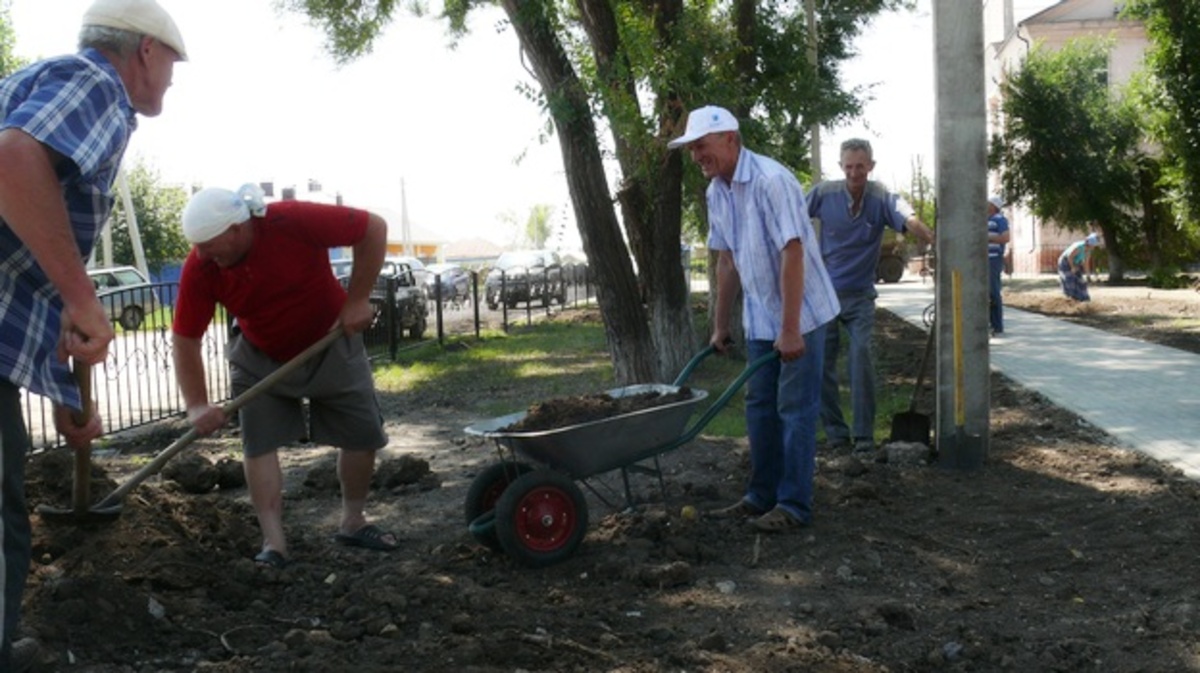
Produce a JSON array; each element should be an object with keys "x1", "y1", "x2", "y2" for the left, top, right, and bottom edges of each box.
[{"x1": 173, "y1": 184, "x2": 396, "y2": 568}]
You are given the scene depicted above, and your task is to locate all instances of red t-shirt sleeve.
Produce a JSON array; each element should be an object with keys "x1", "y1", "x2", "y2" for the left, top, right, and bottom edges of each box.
[{"x1": 172, "y1": 249, "x2": 220, "y2": 340}]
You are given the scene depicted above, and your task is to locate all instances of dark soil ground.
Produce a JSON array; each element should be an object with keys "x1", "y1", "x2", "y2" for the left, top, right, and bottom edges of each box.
[{"x1": 17, "y1": 277, "x2": 1200, "y2": 672}]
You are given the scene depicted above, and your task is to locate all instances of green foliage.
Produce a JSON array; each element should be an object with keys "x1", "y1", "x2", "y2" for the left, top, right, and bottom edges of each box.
[
  {"x1": 0, "y1": 1, "x2": 29, "y2": 78},
  {"x1": 273, "y1": 0, "x2": 411, "y2": 65},
  {"x1": 900, "y1": 157, "x2": 936, "y2": 228},
  {"x1": 524, "y1": 203, "x2": 554, "y2": 249},
  {"x1": 103, "y1": 160, "x2": 191, "y2": 273},
  {"x1": 1146, "y1": 265, "x2": 1191, "y2": 290},
  {"x1": 1124, "y1": 0, "x2": 1200, "y2": 224},
  {"x1": 284, "y1": 0, "x2": 910, "y2": 235},
  {"x1": 989, "y1": 38, "x2": 1141, "y2": 236}
]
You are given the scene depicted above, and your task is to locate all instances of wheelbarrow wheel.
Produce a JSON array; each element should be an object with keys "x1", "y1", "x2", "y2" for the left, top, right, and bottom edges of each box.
[
  {"x1": 464, "y1": 461, "x2": 534, "y2": 550},
  {"x1": 493, "y1": 470, "x2": 588, "y2": 568}
]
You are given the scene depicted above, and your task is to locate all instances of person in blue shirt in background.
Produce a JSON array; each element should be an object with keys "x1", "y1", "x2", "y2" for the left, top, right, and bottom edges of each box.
[
  {"x1": 808, "y1": 138, "x2": 935, "y2": 454},
  {"x1": 987, "y1": 196, "x2": 1011, "y2": 336},
  {"x1": 0, "y1": 1, "x2": 186, "y2": 669}
]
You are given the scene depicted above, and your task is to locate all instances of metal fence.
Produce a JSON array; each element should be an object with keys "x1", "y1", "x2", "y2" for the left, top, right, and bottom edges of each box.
[{"x1": 25, "y1": 263, "x2": 596, "y2": 450}]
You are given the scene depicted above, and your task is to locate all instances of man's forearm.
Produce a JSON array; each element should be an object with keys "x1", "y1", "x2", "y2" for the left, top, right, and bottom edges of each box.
[
  {"x1": 345, "y1": 213, "x2": 388, "y2": 304},
  {"x1": 779, "y1": 240, "x2": 804, "y2": 334},
  {"x1": 172, "y1": 334, "x2": 211, "y2": 410}
]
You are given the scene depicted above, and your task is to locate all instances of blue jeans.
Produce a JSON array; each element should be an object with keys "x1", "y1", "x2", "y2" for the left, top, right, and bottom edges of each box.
[
  {"x1": 742, "y1": 325, "x2": 826, "y2": 523},
  {"x1": 0, "y1": 382, "x2": 32, "y2": 671},
  {"x1": 820, "y1": 289, "x2": 877, "y2": 444},
  {"x1": 989, "y1": 256, "x2": 1005, "y2": 333}
]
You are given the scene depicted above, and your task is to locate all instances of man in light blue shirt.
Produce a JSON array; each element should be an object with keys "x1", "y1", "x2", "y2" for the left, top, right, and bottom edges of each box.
[
  {"x1": 808, "y1": 139, "x2": 934, "y2": 453},
  {"x1": 668, "y1": 105, "x2": 839, "y2": 532}
]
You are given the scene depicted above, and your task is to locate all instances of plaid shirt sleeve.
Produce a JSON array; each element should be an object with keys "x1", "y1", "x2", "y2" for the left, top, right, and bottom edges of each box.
[
  {"x1": 0, "y1": 52, "x2": 135, "y2": 408},
  {"x1": 2, "y1": 55, "x2": 132, "y2": 178}
]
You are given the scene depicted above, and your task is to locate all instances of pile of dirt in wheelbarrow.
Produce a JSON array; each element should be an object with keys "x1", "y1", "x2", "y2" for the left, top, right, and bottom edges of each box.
[{"x1": 500, "y1": 387, "x2": 694, "y2": 432}]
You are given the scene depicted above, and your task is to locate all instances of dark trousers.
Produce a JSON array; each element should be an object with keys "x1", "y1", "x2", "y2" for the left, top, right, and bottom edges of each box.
[
  {"x1": 988, "y1": 255, "x2": 1005, "y2": 333},
  {"x1": 0, "y1": 381, "x2": 32, "y2": 670}
]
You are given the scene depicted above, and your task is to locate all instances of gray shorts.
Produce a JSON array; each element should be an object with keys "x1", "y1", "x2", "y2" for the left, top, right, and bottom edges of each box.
[{"x1": 227, "y1": 332, "x2": 387, "y2": 457}]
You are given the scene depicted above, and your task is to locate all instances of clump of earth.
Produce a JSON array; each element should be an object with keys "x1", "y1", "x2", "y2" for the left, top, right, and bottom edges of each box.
[{"x1": 501, "y1": 387, "x2": 694, "y2": 432}]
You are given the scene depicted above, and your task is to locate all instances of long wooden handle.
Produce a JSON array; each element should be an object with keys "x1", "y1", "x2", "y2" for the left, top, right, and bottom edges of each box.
[{"x1": 94, "y1": 328, "x2": 343, "y2": 509}]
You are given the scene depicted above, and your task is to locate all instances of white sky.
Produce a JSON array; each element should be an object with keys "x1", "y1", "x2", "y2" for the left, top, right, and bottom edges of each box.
[
  {"x1": 8, "y1": 0, "x2": 1059, "y2": 246},
  {"x1": 816, "y1": 0, "x2": 1058, "y2": 188}
]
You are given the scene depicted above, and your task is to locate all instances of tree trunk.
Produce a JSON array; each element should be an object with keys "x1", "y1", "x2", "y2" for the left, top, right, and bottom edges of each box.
[
  {"x1": 576, "y1": 0, "x2": 695, "y2": 380},
  {"x1": 501, "y1": 0, "x2": 657, "y2": 384},
  {"x1": 1098, "y1": 222, "x2": 1125, "y2": 282}
]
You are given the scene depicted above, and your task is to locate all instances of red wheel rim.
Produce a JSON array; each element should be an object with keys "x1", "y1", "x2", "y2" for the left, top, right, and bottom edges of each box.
[{"x1": 512, "y1": 486, "x2": 577, "y2": 552}]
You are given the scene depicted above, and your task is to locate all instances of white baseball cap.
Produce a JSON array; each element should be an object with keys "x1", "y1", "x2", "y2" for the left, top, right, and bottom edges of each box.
[
  {"x1": 667, "y1": 106, "x2": 739, "y2": 149},
  {"x1": 988, "y1": 196, "x2": 1005, "y2": 210},
  {"x1": 83, "y1": 0, "x2": 187, "y2": 61}
]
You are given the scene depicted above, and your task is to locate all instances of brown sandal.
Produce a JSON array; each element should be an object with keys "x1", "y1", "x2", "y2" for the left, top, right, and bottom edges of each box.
[
  {"x1": 751, "y1": 507, "x2": 805, "y2": 532},
  {"x1": 709, "y1": 500, "x2": 766, "y2": 519}
]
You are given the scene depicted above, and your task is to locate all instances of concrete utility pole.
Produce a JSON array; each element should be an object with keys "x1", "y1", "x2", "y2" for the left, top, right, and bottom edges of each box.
[{"x1": 933, "y1": 1, "x2": 989, "y2": 469}]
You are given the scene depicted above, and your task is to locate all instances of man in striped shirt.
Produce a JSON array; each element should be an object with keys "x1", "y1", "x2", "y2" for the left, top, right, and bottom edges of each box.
[
  {"x1": 0, "y1": 1, "x2": 186, "y2": 668},
  {"x1": 668, "y1": 105, "x2": 840, "y2": 532}
]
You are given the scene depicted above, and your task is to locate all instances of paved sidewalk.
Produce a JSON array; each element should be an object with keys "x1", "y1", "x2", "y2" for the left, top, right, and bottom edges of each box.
[{"x1": 876, "y1": 280, "x2": 1200, "y2": 479}]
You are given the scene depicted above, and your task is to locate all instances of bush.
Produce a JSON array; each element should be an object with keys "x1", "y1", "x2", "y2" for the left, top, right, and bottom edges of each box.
[{"x1": 1146, "y1": 265, "x2": 1192, "y2": 289}]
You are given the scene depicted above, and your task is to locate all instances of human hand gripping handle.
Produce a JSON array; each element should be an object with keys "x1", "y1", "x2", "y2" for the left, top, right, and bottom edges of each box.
[
  {"x1": 339, "y1": 296, "x2": 376, "y2": 335},
  {"x1": 58, "y1": 297, "x2": 115, "y2": 365},
  {"x1": 186, "y1": 325, "x2": 345, "y2": 436},
  {"x1": 774, "y1": 330, "x2": 806, "y2": 362},
  {"x1": 53, "y1": 360, "x2": 102, "y2": 451}
]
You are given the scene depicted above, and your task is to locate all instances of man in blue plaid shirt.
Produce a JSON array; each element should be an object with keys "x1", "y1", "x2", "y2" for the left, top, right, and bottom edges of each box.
[{"x1": 0, "y1": 1, "x2": 186, "y2": 668}]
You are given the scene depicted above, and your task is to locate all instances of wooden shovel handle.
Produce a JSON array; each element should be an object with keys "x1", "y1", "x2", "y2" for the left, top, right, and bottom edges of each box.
[
  {"x1": 72, "y1": 360, "x2": 92, "y2": 426},
  {"x1": 71, "y1": 359, "x2": 93, "y2": 513}
]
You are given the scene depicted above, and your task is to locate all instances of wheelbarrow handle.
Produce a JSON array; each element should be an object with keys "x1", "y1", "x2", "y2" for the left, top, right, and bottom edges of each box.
[
  {"x1": 671, "y1": 344, "x2": 721, "y2": 388},
  {"x1": 668, "y1": 348, "x2": 780, "y2": 450}
]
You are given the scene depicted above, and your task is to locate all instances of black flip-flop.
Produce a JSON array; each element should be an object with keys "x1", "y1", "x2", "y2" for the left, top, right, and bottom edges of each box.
[
  {"x1": 334, "y1": 524, "x2": 399, "y2": 552},
  {"x1": 254, "y1": 549, "x2": 288, "y2": 568}
]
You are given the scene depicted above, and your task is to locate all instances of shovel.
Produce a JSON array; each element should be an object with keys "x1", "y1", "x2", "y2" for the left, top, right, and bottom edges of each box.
[
  {"x1": 36, "y1": 360, "x2": 122, "y2": 523},
  {"x1": 51, "y1": 327, "x2": 344, "y2": 520},
  {"x1": 889, "y1": 320, "x2": 935, "y2": 446}
]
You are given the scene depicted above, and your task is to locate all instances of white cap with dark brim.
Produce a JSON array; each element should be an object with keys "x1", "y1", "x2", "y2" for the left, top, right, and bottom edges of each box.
[
  {"x1": 83, "y1": 0, "x2": 187, "y2": 61},
  {"x1": 667, "y1": 106, "x2": 739, "y2": 149}
]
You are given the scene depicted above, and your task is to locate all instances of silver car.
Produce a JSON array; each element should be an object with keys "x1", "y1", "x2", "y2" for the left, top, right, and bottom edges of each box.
[{"x1": 88, "y1": 265, "x2": 160, "y2": 331}]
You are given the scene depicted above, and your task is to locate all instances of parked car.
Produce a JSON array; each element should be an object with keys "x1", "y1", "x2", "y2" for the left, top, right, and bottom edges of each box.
[
  {"x1": 387, "y1": 256, "x2": 431, "y2": 300},
  {"x1": 331, "y1": 258, "x2": 428, "y2": 339},
  {"x1": 424, "y1": 263, "x2": 472, "y2": 304},
  {"x1": 87, "y1": 265, "x2": 159, "y2": 331},
  {"x1": 485, "y1": 250, "x2": 567, "y2": 310}
]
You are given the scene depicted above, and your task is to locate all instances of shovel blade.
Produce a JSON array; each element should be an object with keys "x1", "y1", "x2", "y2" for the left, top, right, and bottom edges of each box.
[{"x1": 889, "y1": 411, "x2": 931, "y2": 446}]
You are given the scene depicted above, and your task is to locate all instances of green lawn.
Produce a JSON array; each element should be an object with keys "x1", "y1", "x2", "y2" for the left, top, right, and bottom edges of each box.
[{"x1": 372, "y1": 309, "x2": 912, "y2": 443}]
